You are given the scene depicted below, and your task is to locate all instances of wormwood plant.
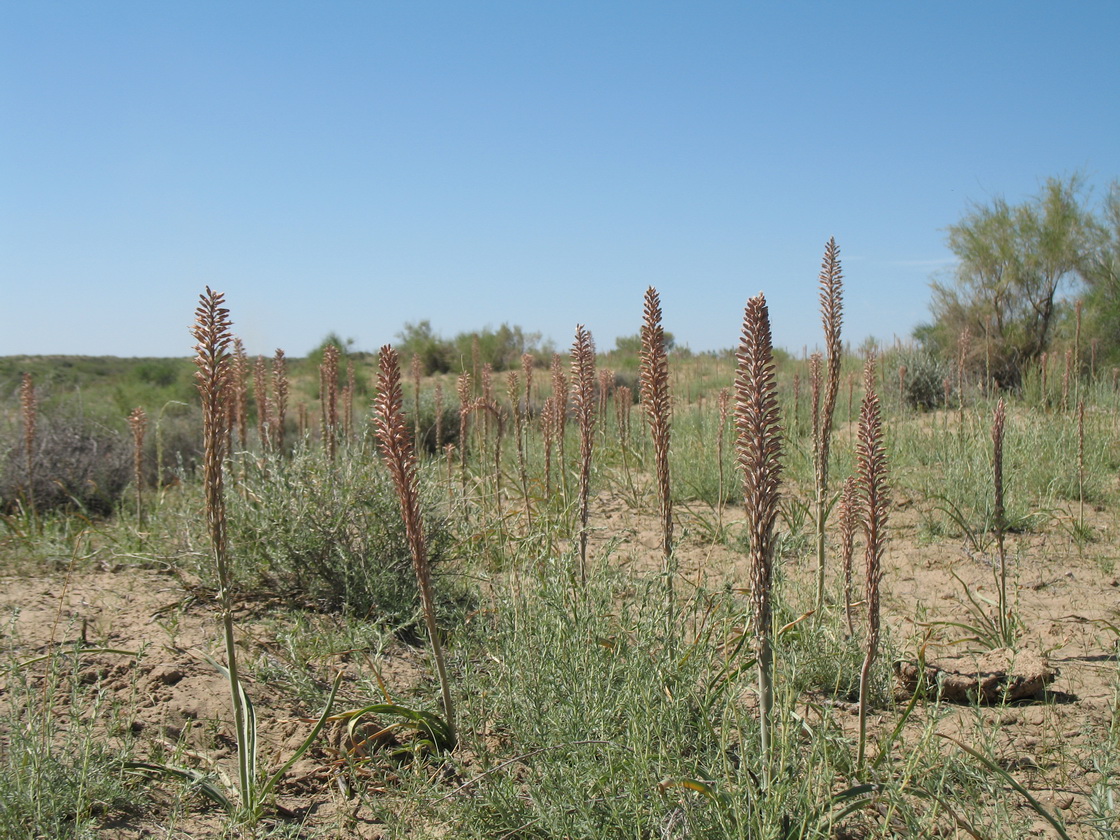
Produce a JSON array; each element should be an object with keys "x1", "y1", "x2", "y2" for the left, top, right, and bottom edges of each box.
[{"x1": 225, "y1": 446, "x2": 456, "y2": 628}]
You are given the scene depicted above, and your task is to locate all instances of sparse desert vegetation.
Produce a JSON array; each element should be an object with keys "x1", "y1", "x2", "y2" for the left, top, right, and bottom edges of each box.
[{"x1": 3, "y1": 247, "x2": 1120, "y2": 839}]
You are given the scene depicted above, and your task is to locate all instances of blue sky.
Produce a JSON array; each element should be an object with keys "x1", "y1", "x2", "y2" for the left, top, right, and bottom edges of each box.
[{"x1": 2, "y1": 2, "x2": 1118, "y2": 358}]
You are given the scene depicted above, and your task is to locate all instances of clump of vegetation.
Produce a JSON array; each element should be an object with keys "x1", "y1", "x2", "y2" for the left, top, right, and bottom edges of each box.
[
  {"x1": 226, "y1": 446, "x2": 456, "y2": 632},
  {"x1": 395, "y1": 320, "x2": 553, "y2": 374},
  {"x1": 895, "y1": 347, "x2": 952, "y2": 410},
  {"x1": 0, "y1": 409, "x2": 133, "y2": 516},
  {"x1": 0, "y1": 639, "x2": 140, "y2": 840}
]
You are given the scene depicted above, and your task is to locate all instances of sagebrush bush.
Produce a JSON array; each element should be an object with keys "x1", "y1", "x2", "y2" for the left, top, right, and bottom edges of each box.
[
  {"x1": 225, "y1": 444, "x2": 459, "y2": 632},
  {"x1": 0, "y1": 411, "x2": 132, "y2": 515},
  {"x1": 897, "y1": 348, "x2": 952, "y2": 410}
]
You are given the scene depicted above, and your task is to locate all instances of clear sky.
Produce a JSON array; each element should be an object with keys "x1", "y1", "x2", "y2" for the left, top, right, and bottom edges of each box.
[{"x1": 2, "y1": 2, "x2": 1118, "y2": 359}]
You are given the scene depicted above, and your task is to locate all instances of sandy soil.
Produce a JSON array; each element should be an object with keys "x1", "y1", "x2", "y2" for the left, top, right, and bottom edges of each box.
[{"x1": 2, "y1": 488, "x2": 1117, "y2": 838}]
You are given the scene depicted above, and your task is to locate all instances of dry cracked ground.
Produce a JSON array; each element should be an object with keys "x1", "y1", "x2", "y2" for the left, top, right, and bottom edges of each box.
[{"x1": 2, "y1": 486, "x2": 1118, "y2": 838}]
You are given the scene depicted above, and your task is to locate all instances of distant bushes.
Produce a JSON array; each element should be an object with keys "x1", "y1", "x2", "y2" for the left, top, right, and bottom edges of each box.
[
  {"x1": 0, "y1": 395, "x2": 203, "y2": 517},
  {"x1": 395, "y1": 320, "x2": 553, "y2": 375},
  {"x1": 1, "y1": 411, "x2": 132, "y2": 516}
]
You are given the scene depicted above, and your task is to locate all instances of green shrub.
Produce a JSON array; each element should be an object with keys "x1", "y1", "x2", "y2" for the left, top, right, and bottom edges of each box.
[
  {"x1": 898, "y1": 349, "x2": 952, "y2": 411},
  {"x1": 0, "y1": 411, "x2": 132, "y2": 516},
  {"x1": 226, "y1": 446, "x2": 458, "y2": 633}
]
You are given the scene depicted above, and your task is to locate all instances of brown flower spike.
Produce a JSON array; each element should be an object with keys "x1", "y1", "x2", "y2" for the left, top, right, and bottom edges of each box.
[
  {"x1": 374, "y1": 345, "x2": 455, "y2": 735},
  {"x1": 272, "y1": 349, "x2": 288, "y2": 453},
  {"x1": 735, "y1": 293, "x2": 783, "y2": 776},
  {"x1": 129, "y1": 407, "x2": 147, "y2": 525},
  {"x1": 640, "y1": 286, "x2": 673, "y2": 566},
  {"x1": 814, "y1": 238, "x2": 844, "y2": 613},
  {"x1": 736, "y1": 294, "x2": 783, "y2": 640},
  {"x1": 571, "y1": 325, "x2": 596, "y2": 582},
  {"x1": 20, "y1": 372, "x2": 36, "y2": 515},
  {"x1": 856, "y1": 354, "x2": 889, "y2": 768},
  {"x1": 192, "y1": 287, "x2": 234, "y2": 588}
]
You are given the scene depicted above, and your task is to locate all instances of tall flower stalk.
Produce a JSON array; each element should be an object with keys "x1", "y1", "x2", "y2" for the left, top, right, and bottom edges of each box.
[
  {"x1": 232, "y1": 339, "x2": 249, "y2": 448},
  {"x1": 412, "y1": 353, "x2": 424, "y2": 444},
  {"x1": 716, "y1": 388, "x2": 730, "y2": 535},
  {"x1": 190, "y1": 287, "x2": 252, "y2": 808},
  {"x1": 551, "y1": 354, "x2": 569, "y2": 499},
  {"x1": 128, "y1": 407, "x2": 147, "y2": 526},
  {"x1": 571, "y1": 325, "x2": 596, "y2": 583},
  {"x1": 1077, "y1": 398, "x2": 1085, "y2": 535},
  {"x1": 254, "y1": 355, "x2": 269, "y2": 449},
  {"x1": 182, "y1": 292, "x2": 341, "y2": 821},
  {"x1": 374, "y1": 346, "x2": 456, "y2": 737},
  {"x1": 993, "y1": 398, "x2": 1012, "y2": 645},
  {"x1": 735, "y1": 293, "x2": 783, "y2": 783},
  {"x1": 639, "y1": 287, "x2": 674, "y2": 583},
  {"x1": 20, "y1": 372, "x2": 36, "y2": 520},
  {"x1": 457, "y1": 373, "x2": 472, "y2": 496},
  {"x1": 814, "y1": 238, "x2": 844, "y2": 614},
  {"x1": 856, "y1": 355, "x2": 888, "y2": 769},
  {"x1": 505, "y1": 369, "x2": 530, "y2": 528},
  {"x1": 272, "y1": 349, "x2": 288, "y2": 454},
  {"x1": 320, "y1": 344, "x2": 339, "y2": 460}
]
